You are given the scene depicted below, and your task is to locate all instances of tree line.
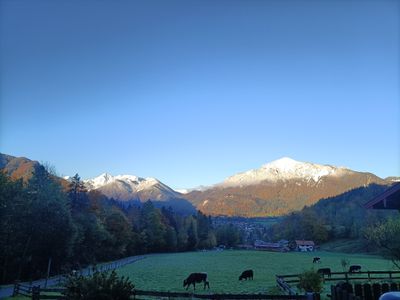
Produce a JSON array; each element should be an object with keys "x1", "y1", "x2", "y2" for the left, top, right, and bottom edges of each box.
[
  {"x1": 269, "y1": 184, "x2": 396, "y2": 248},
  {"x1": 0, "y1": 167, "x2": 241, "y2": 284}
]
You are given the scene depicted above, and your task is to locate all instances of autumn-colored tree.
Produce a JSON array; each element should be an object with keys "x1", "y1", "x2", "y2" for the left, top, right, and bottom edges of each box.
[{"x1": 365, "y1": 217, "x2": 400, "y2": 269}]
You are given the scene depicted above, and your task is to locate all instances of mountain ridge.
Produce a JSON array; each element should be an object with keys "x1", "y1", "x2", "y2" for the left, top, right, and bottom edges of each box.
[
  {"x1": 1, "y1": 152, "x2": 395, "y2": 217},
  {"x1": 83, "y1": 172, "x2": 182, "y2": 202},
  {"x1": 221, "y1": 157, "x2": 349, "y2": 187},
  {"x1": 183, "y1": 157, "x2": 390, "y2": 217}
]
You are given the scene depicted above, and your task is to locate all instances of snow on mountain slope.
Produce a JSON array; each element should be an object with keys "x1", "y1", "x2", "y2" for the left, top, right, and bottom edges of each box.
[
  {"x1": 84, "y1": 173, "x2": 181, "y2": 201},
  {"x1": 85, "y1": 173, "x2": 159, "y2": 191},
  {"x1": 184, "y1": 157, "x2": 388, "y2": 217},
  {"x1": 176, "y1": 185, "x2": 211, "y2": 194},
  {"x1": 221, "y1": 157, "x2": 348, "y2": 187},
  {"x1": 81, "y1": 173, "x2": 196, "y2": 214}
]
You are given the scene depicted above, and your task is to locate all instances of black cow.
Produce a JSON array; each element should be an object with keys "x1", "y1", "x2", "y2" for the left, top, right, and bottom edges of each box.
[
  {"x1": 313, "y1": 257, "x2": 321, "y2": 263},
  {"x1": 317, "y1": 268, "x2": 331, "y2": 278},
  {"x1": 239, "y1": 270, "x2": 254, "y2": 281},
  {"x1": 349, "y1": 265, "x2": 361, "y2": 273},
  {"x1": 183, "y1": 273, "x2": 209, "y2": 290}
]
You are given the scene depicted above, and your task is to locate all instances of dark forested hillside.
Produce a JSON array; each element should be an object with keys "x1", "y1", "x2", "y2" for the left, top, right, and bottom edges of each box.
[
  {"x1": 270, "y1": 184, "x2": 396, "y2": 248},
  {"x1": 0, "y1": 168, "x2": 239, "y2": 284}
]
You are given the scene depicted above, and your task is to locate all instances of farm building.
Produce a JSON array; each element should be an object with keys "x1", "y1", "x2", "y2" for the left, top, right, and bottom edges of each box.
[
  {"x1": 278, "y1": 239, "x2": 289, "y2": 248},
  {"x1": 295, "y1": 240, "x2": 315, "y2": 252},
  {"x1": 364, "y1": 183, "x2": 400, "y2": 210},
  {"x1": 254, "y1": 240, "x2": 289, "y2": 252}
]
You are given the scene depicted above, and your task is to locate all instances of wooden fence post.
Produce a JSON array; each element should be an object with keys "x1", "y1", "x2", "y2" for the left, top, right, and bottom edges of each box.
[
  {"x1": 390, "y1": 283, "x2": 398, "y2": 291},
  {"x1": 13, "y1": 281, "x2": 20, "y2": 296},
  {"x1": 313, "y1": 293, "x2": 321, "y2": 300},
  {"x1": 364, "y1": 283, "x2": 372, "y2": 300},
  {"x1": 32, "y1": 286, "x2": 40, "y2": 300},
  {"x1": 331, "y1": 285, "x2": 336, "y2": 300},
  {"x1": 342, "y1": 288, "x2": 349, "y2": 300},
  {"x1": 354, "y1": 284, "x2": 363, "y2": 298},
  {"x1": 372, "y1": 283, "x2": 382, "y2": 300}
]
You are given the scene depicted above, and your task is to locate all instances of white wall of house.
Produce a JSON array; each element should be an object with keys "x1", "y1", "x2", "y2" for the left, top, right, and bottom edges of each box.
[{"x1": 298, "y1": 245, "x2": 314, "y2": 252}]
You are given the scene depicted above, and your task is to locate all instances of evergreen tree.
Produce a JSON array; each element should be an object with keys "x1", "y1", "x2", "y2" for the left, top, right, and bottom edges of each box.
[
  {"x1": 25, "y1": 166, "x2": 75, "y2": 278},
  {"x1": 68, "y1": 173, "x2": 89, "y2": 212},
  {"x1": 140, "y1": 201, "x2": 167, "y2": 252},
  {"x1": 0, "y1": 173, "x2": 26, "y2": 283},
  {"x1": 186, "y1": 216, "x2": 199, "y2": 250}
]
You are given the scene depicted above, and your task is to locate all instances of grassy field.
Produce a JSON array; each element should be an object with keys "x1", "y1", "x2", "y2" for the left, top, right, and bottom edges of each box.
[{"x1": 116, "y1": 250, "x2": 396, "y2": 294}]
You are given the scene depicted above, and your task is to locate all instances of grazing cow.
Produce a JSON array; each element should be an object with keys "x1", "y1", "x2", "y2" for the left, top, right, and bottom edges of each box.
[
  {"x1": 239, "y1": 270, "x2": 254, "y2": 281},
  {"x1": 317, "y1": 268, "x2": 331, "y2": 278},
  {"x1": 183, "y1": 273, "x2": 209, "y2": 290},
  {"x1": 349, "y1": 265, "x2": 361, "y2": 273},
  {"x1": 313, "y1": 257, "x2": 321, "y2": 263}
]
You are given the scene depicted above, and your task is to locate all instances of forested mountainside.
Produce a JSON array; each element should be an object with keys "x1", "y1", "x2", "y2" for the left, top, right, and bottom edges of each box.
[
  {"x1": 0, "y1": 165, "x2": 238, "y2": 284},
  {"x1": 270, "y1": 183, "x2": 396, "y2": 249}
]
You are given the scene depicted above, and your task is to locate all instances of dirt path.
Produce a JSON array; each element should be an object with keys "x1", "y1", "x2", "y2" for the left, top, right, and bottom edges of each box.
[{"x1": 0, "y1": 255, "x2": 146, "y2": 299}]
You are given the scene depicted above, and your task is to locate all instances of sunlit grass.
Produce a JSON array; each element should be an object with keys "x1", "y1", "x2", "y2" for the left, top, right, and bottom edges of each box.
[{"x1": 117, "y1": 250, "x2": 394, "y2": 294}]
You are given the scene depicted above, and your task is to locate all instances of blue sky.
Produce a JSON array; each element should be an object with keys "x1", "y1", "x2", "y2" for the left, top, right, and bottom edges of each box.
[{"x1": 1, "y1": 0, "x2": 399, "y2": 189}]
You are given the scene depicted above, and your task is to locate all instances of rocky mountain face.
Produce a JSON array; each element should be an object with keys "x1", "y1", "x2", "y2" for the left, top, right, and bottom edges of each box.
[
  {"x1": 0, "y1": 153, "x2": 41, "y2": 182},
  {"x1": 183, "y1": 157, "x2": 390, "y2": 217},
  {"x1": 385, "y1": 176, "x2": 400, "y2": 182}
]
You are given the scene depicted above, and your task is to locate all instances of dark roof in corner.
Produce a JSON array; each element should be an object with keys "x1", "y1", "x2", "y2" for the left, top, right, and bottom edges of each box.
[{"x1": 364, "y1": 183, "x2": 400, "y2": 210}]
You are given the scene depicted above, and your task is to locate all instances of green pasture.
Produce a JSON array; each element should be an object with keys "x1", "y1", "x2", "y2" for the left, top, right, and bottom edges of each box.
[{"x1": 117, "y1": 250, "x2": 396, "y2": 294}]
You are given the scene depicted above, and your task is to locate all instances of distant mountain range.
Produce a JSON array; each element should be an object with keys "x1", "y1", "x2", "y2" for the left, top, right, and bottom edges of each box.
[{"x1": 1, "y1": 153, "x2": 396, "y2": 217}]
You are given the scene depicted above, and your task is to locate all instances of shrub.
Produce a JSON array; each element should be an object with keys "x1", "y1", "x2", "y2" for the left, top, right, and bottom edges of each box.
[
  {"x1": 341, "y1": 258, "x2": 350, "y2": 272},
  {"x1": 63, "y1": 270, "x2": 135, "y2": 300},
  {"x1": 297, "y1": 269, "x2": 323, "y2": 293}
]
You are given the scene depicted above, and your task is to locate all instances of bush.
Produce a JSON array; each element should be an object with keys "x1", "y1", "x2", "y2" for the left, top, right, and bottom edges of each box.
[
  {"x1": 64, "y1": 270, "x2": 135, "y2": 300},
  {"x1": 297, "y1": 269, "x2": 323, "y2": 293},
  {"x1": 341, "y1": 258, "x2": 350, "y2": 272}
]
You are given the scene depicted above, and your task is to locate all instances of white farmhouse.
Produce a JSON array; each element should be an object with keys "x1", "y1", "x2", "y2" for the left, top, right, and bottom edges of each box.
[{"x1": 295, "y1": 240, "x2": 315, "y2": 252}]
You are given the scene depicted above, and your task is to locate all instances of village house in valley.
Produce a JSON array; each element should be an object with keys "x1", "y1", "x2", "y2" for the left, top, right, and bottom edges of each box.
[
  {"x1": 295, "y1": 240, "x2": 315, "y2": 252},
  {"x1": 254, "y1": 239, "x2": 289, "y2": 252}
]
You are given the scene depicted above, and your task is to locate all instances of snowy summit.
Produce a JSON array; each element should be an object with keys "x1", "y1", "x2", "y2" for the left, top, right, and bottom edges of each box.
[
  {"x1": 222, "y1": 157, "x2": 348, "y2": 186},
  {"x1": 84, "y1": 172, "x2": 160, "y2": 191}
]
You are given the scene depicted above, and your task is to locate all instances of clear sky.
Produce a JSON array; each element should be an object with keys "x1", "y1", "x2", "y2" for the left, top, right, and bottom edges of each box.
[{"x1": 1, "y1": 0, "x2": 399, "y2": 189}]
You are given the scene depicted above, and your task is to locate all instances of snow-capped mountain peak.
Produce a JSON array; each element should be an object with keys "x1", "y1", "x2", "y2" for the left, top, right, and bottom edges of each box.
[
  {"x1": 222, "y1": 157, "x2": 348, "y2": 186},
  {"x1": 84, "y1": 173, "x2": 160, "y2": 190},
  {"x1": 85, "y1": 172, "x2": 116, "y2": 189},
  {"x1": 80, "y1": 172, "x2": 195, "y2": 213},
  {"x1": 82, "y1": 172, "x2": 183, "y2": 203},
  {"x1": 261, "y1": 157, "x2": 300, "y2": 170}
]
